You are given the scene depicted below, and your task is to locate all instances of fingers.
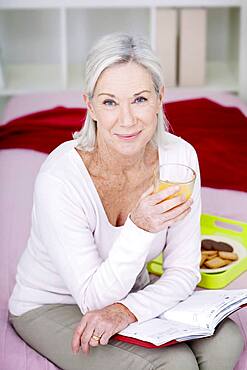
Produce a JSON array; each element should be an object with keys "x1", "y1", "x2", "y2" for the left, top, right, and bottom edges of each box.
[
  {"x1": 71, "y1": 318, "x2": 87, "y2": 354},
  {"x1": 155, "y1": 195, "x2": 193, "y2": 214},
  {"x1": 71, "y1": 305, "x2": 131, "y2": 355},
  {"x1": 99, "y1": 330, "x2": 113, "y2": 346},
  {"x1": 89, "y1": 324, "x2": 112, "y2": 347},
  {"x1": 148, "y1": 185, "x2": 180, "y2": 205},
  {"x1": 71, "y1": 315, "x2": 116, "y2": 354},
  {"x1": 160, "y1": 205, "x2": 192, "y2": 228},
  {"x1": 89, "y1": 329, "x2": 105, "y2": 347},
  {"x1": 80, "y1": 323, "x2": 95, "y2": 353},
  {"x1": 131, "y1": 182, "x2": 193, "y2": 232},
  {"x1": 72, "y1": 317, "x2": 103, "y2": 354},
  {"x1": 153, "y1": 198, "x2": 192, "y2": 230}
]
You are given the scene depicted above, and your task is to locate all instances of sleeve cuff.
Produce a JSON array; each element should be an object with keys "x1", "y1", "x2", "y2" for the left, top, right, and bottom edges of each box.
[
  {"x1": 121, "y1": 215, "x2": 157, "y2": 245},
  {"x1": 117, "y1": 294, "x2": 153, "y2": 324}
]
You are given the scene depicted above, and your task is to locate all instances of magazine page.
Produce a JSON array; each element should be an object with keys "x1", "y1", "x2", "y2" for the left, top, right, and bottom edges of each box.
[
  {"x1": 118, "y1": 317, "x2": 209, "y2": 346},
  {"x1": 212, "y1": 298, "x2": 247, "y2": 328},
  {"x1": 159, "y1": 290, "x2": 247, "y2": 330}
]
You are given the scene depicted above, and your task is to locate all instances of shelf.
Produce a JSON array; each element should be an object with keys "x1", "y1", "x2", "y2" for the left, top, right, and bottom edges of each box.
[
  {"x1": 204, "y1": 7, "x2": 240, "y2": 92},
  {"x1": 0, "y1": 64, "x2": 62, "y2": 95},
  {"x1": 68, "y1": 63, "x2": 84, "y2": 90},
  {"x1": 66, "y1": 8, "x2": 150, "y2": 89},
  {"x1": 206, "y1": 61, "x2": 239, "y2": 91},
  {"x1": 0, "y1": 3, "x2": 246, "y2": 101},
  {"x1": 0, "y1": 0, "x2": 242, "y2": 10}
]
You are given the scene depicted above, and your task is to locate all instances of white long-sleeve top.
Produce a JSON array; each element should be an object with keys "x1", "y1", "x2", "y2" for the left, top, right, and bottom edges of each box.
[{"x1": 9, "y1": 132, "x2": 202, "y2": 323}]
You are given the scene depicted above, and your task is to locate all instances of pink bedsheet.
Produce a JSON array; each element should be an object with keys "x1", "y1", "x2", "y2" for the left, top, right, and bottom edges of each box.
[
  {"x1": 1, "y1": 90, "x2": 247, "y2": 370},
  {"x1": 2, "y1": 89, "x2": 247, "y2": 124}
]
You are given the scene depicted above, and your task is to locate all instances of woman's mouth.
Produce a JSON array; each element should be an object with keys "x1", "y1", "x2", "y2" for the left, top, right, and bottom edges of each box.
[{"x1": 114, "y1": 131, "x2": 142, "y2": 141}]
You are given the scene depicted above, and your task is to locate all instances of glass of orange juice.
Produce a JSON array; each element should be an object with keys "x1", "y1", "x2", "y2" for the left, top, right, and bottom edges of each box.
[{"x1": 154, "y1": 163, "x2": 196, "y2": 201}]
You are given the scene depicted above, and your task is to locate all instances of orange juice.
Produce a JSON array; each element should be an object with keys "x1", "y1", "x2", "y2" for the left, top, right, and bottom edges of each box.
[
  {"x1": 154, "y1": 163, "x2": 196, "y2": 202},
  {"x1": 156, "y1": 181, "x2": 194, "y2": 201}
]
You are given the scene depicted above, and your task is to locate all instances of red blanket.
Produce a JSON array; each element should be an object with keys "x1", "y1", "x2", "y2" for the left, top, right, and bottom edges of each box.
[{"x1": 0, "y1": 98, "x2": 247, "y2": 192}]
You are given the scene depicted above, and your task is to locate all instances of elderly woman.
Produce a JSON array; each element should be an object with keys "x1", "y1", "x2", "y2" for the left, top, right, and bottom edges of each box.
[{"x1": 9, "y1": 33, "x2": 243, "y2": 370}]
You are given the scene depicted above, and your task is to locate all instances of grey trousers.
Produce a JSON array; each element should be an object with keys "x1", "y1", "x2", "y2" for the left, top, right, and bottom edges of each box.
[{"x1": 9, "y1": 304, "x2": 244, "y2": 370}]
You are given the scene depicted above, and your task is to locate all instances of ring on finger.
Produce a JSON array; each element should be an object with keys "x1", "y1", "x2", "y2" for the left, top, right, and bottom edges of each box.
[{"x1": 92, "y1": 334, "x2": 101, "y2": 341}]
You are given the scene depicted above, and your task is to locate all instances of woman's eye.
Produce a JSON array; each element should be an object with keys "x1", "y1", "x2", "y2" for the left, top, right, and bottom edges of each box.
[
  {"x1": 134, "y1": 96, "x2": 147, "y2": 104},
  {"x1": 103, "y1": 99, "x2": 116, "y2": 106},
  {"x1": 102, "y1": 97, "x2": 147, "y2": 106}
]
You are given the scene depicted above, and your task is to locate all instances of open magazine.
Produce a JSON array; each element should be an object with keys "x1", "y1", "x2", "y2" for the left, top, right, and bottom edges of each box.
[{"x1": 114, "y1": 290, "x2": 247, "y2": 348}]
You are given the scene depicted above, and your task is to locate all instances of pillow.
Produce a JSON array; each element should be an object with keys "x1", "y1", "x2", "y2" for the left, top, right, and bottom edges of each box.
[
  {"x1": 1, "y1": 91, "x2": 85, "y2": 125},
  {"x1": 2, "y1": 90, "x2": 246, "y2": 126}
]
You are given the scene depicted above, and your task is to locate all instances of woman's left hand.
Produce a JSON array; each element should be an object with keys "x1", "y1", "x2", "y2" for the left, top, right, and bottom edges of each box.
[{"x1": 71, "y1": 303, "x2": 137, "y2": 354}]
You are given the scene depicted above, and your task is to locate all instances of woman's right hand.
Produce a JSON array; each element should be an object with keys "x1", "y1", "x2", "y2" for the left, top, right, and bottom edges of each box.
[{"x1": 130, "y1": 185, "x2": 193, "y2": 233}]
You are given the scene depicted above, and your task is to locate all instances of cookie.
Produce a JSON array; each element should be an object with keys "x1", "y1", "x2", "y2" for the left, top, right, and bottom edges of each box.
[
  {"x1": 201, "y1": 250, "x2": 218, "y2": 256},
  {"x1": 205, "y1": 253, "x2": 219, "y2": 261},
  {"x1": 200, "y1": 255, "x2": 207, "y2": 267},
  {"x1": 201, "y1": 239, "x2": 234, "y2": 252},
  {"x1": 213, "y1": 242, "x2": 233, "y2": 252},
  {"x1": 200, "y1": 238, "x2": 238, "y2": 270},
  {"x1": 201, "y1": 239, "x2": 215, "y2": 250},
  {"x1": 218, "y1": 251, "x2": 238, "y2": 261},
  {"x1": 204, "y1": 257, "x2": 232, "y2": 269}
]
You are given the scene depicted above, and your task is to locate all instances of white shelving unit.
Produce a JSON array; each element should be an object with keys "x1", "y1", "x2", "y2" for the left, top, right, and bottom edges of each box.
[
  {"x1": 66, "y1": 7, "x2": 150, "y2": 89},
  {"x1": 0, "y1": 0, "x2": 246, "y2": 101}
]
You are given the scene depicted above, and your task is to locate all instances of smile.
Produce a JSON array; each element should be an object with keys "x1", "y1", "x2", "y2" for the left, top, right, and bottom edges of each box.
[{"x1": 114, "y1": 131, "x2": 142, "y2": 141}]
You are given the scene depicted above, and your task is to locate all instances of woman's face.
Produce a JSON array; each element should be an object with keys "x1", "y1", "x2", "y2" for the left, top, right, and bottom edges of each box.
[{"x1": 84, "y1": 62, "x2": 164, "y2": 156}]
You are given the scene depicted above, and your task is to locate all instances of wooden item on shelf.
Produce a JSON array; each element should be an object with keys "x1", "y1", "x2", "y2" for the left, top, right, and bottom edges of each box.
[
  {"x1": 178, "y1": 8, "x2": 207, "y2": 87},
  {"x1": 156, "y1": 8, "x2": 177, "y2": 87}
]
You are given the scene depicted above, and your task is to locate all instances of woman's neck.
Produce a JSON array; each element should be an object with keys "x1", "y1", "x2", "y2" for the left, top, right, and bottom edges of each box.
[{"x1": 92, "y1": 138, "x2": 157, "y2": 176}]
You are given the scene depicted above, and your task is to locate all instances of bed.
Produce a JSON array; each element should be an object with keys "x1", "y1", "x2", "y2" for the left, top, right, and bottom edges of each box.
[{"x1": 0, "y1": 90, "x2": 247, "y2": 370}]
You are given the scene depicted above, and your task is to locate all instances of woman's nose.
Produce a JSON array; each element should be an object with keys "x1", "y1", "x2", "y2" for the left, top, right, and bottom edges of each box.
[{"x1": 119, "y1": 104, "x2": 135, "y2": 127}]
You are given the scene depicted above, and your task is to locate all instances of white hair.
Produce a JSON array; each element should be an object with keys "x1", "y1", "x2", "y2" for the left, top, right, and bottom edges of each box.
[{"x1": 73, "y1": 32, "x2": 169, "y2": 151}]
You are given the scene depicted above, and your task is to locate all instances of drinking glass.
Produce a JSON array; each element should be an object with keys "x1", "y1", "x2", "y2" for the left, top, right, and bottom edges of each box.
[{"x1": 154, "y1": 163, "x2": 196, "y2": 201}]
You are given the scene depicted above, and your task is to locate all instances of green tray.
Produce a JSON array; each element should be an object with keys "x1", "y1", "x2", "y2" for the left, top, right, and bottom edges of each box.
[{"x1": 147, "y1": 214, "x2": 247, "y2": 289}]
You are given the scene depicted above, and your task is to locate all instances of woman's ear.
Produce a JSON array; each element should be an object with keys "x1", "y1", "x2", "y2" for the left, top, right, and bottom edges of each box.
[
  {"x1": 156, "y1": 86, "x2": 165, "y2": 113},
  {"x1": 83, "y1": 94, "x2": 97, "y2": 121},
  {"x1": 159, "y1": 86, "x2": 165, "y2": 106}
]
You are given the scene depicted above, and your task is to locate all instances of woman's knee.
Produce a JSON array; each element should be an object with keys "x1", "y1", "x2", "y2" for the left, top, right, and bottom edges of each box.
[
  {"x1": 208, "y1": 318, "x2": 244, "y2": 362},
  {"x1": 154, "y1": 343, "x2": 199, "y2": 370},
  {"x1": 221, "y1": 319, "x2": 244, "y2": 364},
  {"x1": 189, "y1": 318, "x2": 244, "y2": 370}
]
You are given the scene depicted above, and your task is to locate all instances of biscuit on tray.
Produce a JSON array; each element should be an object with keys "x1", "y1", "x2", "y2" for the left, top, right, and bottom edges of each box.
[
  {"x1": 204, "y1": 257, "x2": 232, "y2": 269},
  {"x1": 200, "y1": 239, "x2": 238, "y2": 269}
]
